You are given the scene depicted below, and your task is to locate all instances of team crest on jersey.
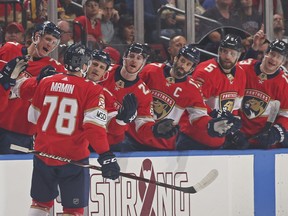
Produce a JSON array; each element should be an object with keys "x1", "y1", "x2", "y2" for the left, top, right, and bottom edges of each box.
[
  {"x1": 115, "y1": 80, "x2": 125, "y2": 90},
  {"x1": 98, "y1": 94, "x2": 105, "y2": 109},
  {"x1": 242, "y1": 89, "x2": 270, "y2": 119},
  {"x1": 219, "y1": 92, "x2": 237, "y2": 112},
  {"x1": 152, "y1": 90, "x2": 175, "y2": 120}
]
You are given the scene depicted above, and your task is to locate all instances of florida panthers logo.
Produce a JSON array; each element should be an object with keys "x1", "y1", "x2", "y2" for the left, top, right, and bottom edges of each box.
[
  {"x1": 152, "y1": 90, "x2": 175, "y2": 120},
  {"x1": 219, "y1": 92, "x2": 237, "y2": 112},
  {"x1": 242, "y1": 89, "x2": 270, "y2": 119}
]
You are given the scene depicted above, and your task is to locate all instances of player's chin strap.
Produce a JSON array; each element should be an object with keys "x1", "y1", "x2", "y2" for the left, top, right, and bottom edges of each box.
[
  {"x1": 95, "y1": 71, "x2": 110, "y2": 84},
  {"x1": 81, "y1": 60, "x2": 92, "y2": 77}
]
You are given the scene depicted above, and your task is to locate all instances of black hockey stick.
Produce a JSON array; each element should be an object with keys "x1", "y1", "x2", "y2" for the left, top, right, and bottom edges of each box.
[
  {"x1": 10, "y1": 144, "x2": 218, "y2": 194},
  {"x1": 249, "y1": 100, "x2": 280, "y2": 141}
]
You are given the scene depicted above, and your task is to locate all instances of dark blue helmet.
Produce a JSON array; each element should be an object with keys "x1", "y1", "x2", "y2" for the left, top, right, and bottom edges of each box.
[
  {"x1": 92, "y1": 50, "x2": 111, "y2": 70},
  {"x1": 266, "y1": 40, "x2": 288, "y2": 57},
  {"x1": 124, "y1": 43, "x2": 150, "y2": 58},
  {"x1": 220, "y1": 34, "x2": 242, "y2": 52},
  {"x1": 177, "y1": 44, "x2": 200, "y2": 65},
  {"x1": 33, "y1": 21, "x2": 61, "y2": 40},
  {"x1": 64, "y1": 43, "x2": 92, "y2": 72}
]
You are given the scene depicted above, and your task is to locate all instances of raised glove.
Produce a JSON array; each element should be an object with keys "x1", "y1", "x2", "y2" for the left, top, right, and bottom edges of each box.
[
  {"x1": 37, "y1": 65, "x2": 57, "y2": 83},
  {"x1": 98, "y1": 151, "x2": 120, "y2": 180},
  {"x1": 0, "y1": 56, "x2": 28, "y2": 90},
  {"x1": 254, "y1": 124, "x2": 285, "y2": 149},
  {"x1": 116, "y1": 93, "x2": 138, "y2": 124},
  {"x1": 152, "y1": 118, "x2": 179, "y2": 139},
  {"x1": 224, "y1": 130, "x2": 250, "y2": 149},
  {"x1": 208, "y1": 116, "x2": 233, "y2": 137}
]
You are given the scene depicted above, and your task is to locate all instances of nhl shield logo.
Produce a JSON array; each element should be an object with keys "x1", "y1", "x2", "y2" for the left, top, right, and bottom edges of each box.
[
  {"x1": 242, "y1": 89, "x2": 270, "y2": 119},
  {"x1": 152, "y1": 90, "x2": 175, "y2": 120}
]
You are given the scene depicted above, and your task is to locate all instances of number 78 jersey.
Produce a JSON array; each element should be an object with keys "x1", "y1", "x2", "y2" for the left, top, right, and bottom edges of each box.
[{"x1": 28, "y1": 74, "x2": 110, "y2": 165}]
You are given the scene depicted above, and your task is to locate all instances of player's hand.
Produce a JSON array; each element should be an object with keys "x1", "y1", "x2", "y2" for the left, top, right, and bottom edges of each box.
[
  {"x1": 0, "y1": 56, "x2": 28, "y2": 90},
  {"x1": 37, "y1": 65, "x2": 57, "y2": 84},
  {"x1": 208, "y1": 116, "x2": 233, "y2": 137},
  {"x1": 116, "y1": 93, "x2": 138, "y2": 124},
  {"x1": 252, "y1": 24, "x2": 266, "y2": 51},
  {"x1": 223, "y1": 130, "x2": 250, "y2": 149},
  {"x1": 98, "y1": 151, "x2": 120, "y2": 180},
  {"x1": 252, "y1": 124, "x2": 285, "y2": 149},
  {"x1": 152, "y1": 118, "x2": 179, "y2": 139},
  {"x1": 221, "y1": 111, "x2": 242, "y2": 133}
]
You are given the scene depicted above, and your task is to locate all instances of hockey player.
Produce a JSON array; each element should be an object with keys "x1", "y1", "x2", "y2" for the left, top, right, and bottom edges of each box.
[
  {"x1": 238, "y1": 39, "x2": 288, "y2": 149},
  {"x1": 125, "y1": 44, "x2": 238, "y2": 151},
  {"x1": 0, "y1": 21, "x2": 67, "y2": 154},
  {"x1": 86, "y1": 49, "x2": 138, "y2": 146},
  {"x1": 100, "y1": 43, "x2": 155, "y2": 151},
  {"x1": 176, "y1": 34, "x2": 246, "y2": 150},
  {"x1": 27, "y1": 43, "x2": 120, "y2": 216}
]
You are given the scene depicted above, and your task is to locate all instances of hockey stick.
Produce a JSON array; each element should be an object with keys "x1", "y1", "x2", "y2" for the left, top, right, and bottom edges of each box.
[
  {"x1": 249, "y1": 100, "x2": 280, "y2": 141},
  {"x1": 10, "y1": 144, "x2": 218, "y2": 194}
]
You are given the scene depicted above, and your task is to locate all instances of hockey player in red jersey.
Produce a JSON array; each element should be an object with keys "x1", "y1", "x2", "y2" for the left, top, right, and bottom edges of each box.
[
  {"x1": 124, "y1": 44, "x2": 237, "y2": 151},
  {"x1": 238, "y1": 39, "x2": 288, "y2": 149},
  {"x1": 27, "y1": 43, "x2": 120, "y2": 216},
  {"x1": 177, "y1": 34, "x2": 246, "y2": 150},
  {"x1": 100, "y1": 43, "x2": 155, "y2": 151},
  {"x1": 86, "y1": 49, "x2": 138, "y2": 146},
  {"x1": 0, "y1": 21, "x2": 67, "y2": 154}
]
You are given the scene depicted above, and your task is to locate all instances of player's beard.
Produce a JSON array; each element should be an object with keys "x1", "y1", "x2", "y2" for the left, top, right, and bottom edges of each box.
[
  {"x1": 219, "y1": 58, "x2": 236, "y2": 71},
  {"x1": 173, "y1": 65, "x2": 187, "y2": 79}
]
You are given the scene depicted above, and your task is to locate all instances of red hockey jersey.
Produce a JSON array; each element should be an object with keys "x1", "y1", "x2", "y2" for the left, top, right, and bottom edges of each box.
[
  {"x1": 192, "y1": 58, "x2": 246, "y2": 115},
  {"x1": 139, "y1": 63, "x2": 212, "y2": 149},
  {"x1": 0, "y1": 42, "x2": 66, "y2": 135},
  {"x1": 101, "y1": 65, "x2": 154, "y2": 145},
  {"x1": 29, "y1": 73, "x2": 109, "y2": 165},
  {"x1": 238, "y1": 58, "x2": 288, "y2": 144}
]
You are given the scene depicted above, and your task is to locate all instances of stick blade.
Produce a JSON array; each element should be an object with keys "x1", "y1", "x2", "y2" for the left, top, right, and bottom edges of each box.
[
  {"x1": 10, "y1": 144, "x2": 30, "y2": 153},
  {"x1": 193, "y1": 169, "x2": 219, "y2": 192},
  {"x1": 177, "y1": 169, "x2": 219, "y2": 194}
]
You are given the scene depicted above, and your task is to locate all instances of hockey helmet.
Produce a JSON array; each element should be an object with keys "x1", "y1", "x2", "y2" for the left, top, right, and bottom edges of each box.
[
  {"x1": 124, "y1": 43, "x2": 150, "y2": 59},
  {"x1": 33, "y1": 21, "x2": 61, "y2": 40},
  {"x1": 266, "y1": 40, "x2": 288, "y2": 57},
  {"x1": 177, "y1": 44, "x2": 200, "y2": 65},
  {"x1": 64, "y1": 43, "x2": 92, "y2": 72},
  {"x1": 219, "y1": 34, "x2": 242, "y2": 52},
  {"x1": 92, "y1": 50, "x2": 111, "y2": 70}
]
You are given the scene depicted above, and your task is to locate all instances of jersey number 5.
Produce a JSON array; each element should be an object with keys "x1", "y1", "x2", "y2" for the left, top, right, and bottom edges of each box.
[{"x1": 42, "y1": 96, "x2": 78, "y2": 135}]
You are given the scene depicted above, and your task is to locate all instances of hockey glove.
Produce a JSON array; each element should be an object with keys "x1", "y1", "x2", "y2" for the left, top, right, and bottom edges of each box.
[
  {"x1": 116, "y1": 93, "x2": 138, "y2": 124},
  {"x1": 98, "y1": 151, "x2": 120, "y2": 180},
  {"x1": 208, "y1": 116, "x2": 233, "y2": 137},
  {"x1": 223, "y1": 130, "x2": 250, "y2": 149},
  {"x1": 37, "y1": 65, "x2": 57, "y2": 84},
  {"x1": 0, "y1": 56, "x2": 28, "y2": 90},
  {"x1": 152, "y1": 118, "x2": 179, "y2": 139},
  {"x1": 221, "y1": 111, "x2": 242, "y2": 133},
  {"x1": 254, "y1": 124, "x2": 285, "y2": 149}
]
